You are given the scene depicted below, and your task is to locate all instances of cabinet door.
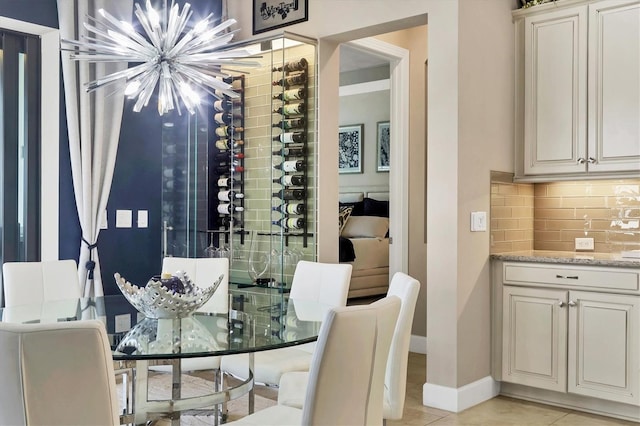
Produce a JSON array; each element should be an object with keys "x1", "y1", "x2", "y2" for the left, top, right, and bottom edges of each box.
[
  {"x1": 587, "y1": 0, "x2": 640, "y2": 173},
  {"x1": 502, "y1": 286, "x2": 568, "y2": 392},
  {"x1": 523, "y1": 6, "x2": 588, "y2": 175},
  {"x1": 568, "y1": 291, "x2": 639, "y2": 405}
]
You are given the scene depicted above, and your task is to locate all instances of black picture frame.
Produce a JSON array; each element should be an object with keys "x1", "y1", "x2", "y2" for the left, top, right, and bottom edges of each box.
[
  {"x1": 338, "y1": 124, "x2": 363, "y2": 174},
  {"x1": 253, "y1": 0, "x2": 309, "y2": 35},
  {"x1": 376, "y1": 121, "x2": 390, "y2": 172}
]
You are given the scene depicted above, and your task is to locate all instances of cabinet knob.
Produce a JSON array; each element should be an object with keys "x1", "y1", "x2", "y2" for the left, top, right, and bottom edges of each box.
[
  {"x1": 577, "y1": 157, "x2": 586, "y2": 164},
  {"x1": 588, "y1": 157, "x2": 597, "y2": 164},
  {"x1": 559, "y1": 301, "x2": 566, "y2": 307},
  {"x1": 568, "y1": 300, "x2": 577, "y2": 307}
]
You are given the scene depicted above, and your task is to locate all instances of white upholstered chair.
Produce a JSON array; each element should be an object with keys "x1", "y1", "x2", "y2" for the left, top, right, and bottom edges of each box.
[
  {"x1": 278, "y1": 272, "x2": 420, "y2": 423},
  {"x1": 0, "y1": 319, "x2": 120, "y2": 426},
  {"x1": 220, "y1": 260, "x2": 352, "y2": 386},
  {"x1": 150, "y1": 257, "x2": 229, "y2": 373},
  {"x1": 2, "y1": 260, "x2": 82, "y2": 323},
  {"x1": 225, "y1": 295, "x2": 400, "y2": 426}
]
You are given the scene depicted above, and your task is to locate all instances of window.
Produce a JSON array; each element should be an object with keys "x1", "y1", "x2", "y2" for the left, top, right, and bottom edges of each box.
[{"x1": 0, "y1": 30, "x2": 41, "y2": 264}]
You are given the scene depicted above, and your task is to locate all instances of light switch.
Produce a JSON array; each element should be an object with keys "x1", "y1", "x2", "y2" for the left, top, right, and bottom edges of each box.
[
  {"x1": 114, "y1": 314, "x2": 131, "y2": 333},
  {"x1": 116, "y1": 210, "x2": 132, "y2": 228},
  {"x1": 471, "y1": 211, "x2": 487, "y2": 232},
  {"x1": 137, "y1": 210, "x2": 148, "y2": 228}
]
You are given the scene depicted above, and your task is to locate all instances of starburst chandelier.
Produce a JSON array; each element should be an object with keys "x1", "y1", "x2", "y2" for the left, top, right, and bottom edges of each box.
[{"x1": 61, "y1": 0, "x2": 258, "y2": 115}]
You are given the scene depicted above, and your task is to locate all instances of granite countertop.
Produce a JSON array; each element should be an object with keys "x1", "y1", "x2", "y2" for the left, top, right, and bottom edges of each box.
[{"x1": 490, "y1": 250, "x2": 640, "y2": 269}]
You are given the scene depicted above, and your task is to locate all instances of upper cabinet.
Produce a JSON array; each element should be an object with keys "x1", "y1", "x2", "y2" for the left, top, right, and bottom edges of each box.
[{"x1": 514, "y1": 0, "x2": 640, "y2": 180}]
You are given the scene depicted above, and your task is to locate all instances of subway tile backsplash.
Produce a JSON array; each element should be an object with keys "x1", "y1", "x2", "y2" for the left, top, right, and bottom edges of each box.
[{"x1": 490, "y1": 176, "x2": 640, "y2": 254}]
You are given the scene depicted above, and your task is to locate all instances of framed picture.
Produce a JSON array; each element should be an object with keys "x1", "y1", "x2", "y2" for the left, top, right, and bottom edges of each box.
[
  {"x1": 338, "y1": 124, "x2": 363, "y2": 174},
  {"x1": 377, "y1": 121, "x2": 390, "y2": 172},
  {"x1": 253, "y1": 0, "x2": 309, "y2": 35}
]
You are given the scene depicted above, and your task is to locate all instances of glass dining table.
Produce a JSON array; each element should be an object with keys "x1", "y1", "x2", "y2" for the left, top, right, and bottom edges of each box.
[{"x1": 0, "y1": 292, "x2": 327, "y2": 425}]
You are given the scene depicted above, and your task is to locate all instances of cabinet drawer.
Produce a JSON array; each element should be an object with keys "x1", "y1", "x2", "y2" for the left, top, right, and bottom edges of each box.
[{"x1": 504, "y1": 263, "x2": 639, "y2": 291}]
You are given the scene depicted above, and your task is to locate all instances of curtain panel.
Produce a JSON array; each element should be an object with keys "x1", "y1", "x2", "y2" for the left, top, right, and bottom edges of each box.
[{"x1": 57, "y1": 0, "x2": 133, "y2": 297}]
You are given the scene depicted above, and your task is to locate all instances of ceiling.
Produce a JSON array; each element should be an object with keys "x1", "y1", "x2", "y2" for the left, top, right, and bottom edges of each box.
[{"x1": 340, "y1": 44, "x2": 389, "y2": 73}]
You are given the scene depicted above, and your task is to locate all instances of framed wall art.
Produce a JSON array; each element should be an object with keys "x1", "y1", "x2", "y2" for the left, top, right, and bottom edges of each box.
[
  {"x1": 376, "y1": 121, "x2": 390, "y2": 172},
  {"x1": 338, "y1": 124, "x2": 363, "y2": 174},
  {"x1": 253, "y1": 0, "x2": 309, "y2": 35}
]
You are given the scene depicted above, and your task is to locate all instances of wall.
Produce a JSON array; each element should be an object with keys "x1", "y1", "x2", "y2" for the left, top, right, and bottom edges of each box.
[
  {"x1": 228, "y1": 0, "x2": 517, "y2": 404},
  {"x1": 491, "y1": 178, "x2": 640, "y2": 254},
  {"x1": 338, "y1": 90, "x2": 390, "y2": 190}
]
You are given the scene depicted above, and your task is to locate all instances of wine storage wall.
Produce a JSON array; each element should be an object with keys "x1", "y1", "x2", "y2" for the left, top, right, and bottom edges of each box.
[
  {"x1": 208, "y1": 75, "x2": 246, "y2": 246},
  {"x1": 207, "y1": 37, "x2": 317, "y2": 288},
  {"x1": 270, "y1": 57, "x2": 310, "y2": 248}
]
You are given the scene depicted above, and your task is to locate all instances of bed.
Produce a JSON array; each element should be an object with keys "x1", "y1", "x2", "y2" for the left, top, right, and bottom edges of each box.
[{"x1": 339, "y1": 191, "x2": 390, "y2": 299}]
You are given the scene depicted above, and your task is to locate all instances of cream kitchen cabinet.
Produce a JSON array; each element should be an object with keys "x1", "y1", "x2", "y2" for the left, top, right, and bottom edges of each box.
[
  {"x1": 493, "y1": 260, "x2": 640, "y2": 421},
  {"x1": 514, "y1": 0, "x2": 640, "y2": 180}
]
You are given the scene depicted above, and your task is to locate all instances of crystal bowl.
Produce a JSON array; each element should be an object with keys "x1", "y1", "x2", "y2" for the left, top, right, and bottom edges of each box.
[{"x1": 114, "y1": 272, "x2": 224, "y2": 319}]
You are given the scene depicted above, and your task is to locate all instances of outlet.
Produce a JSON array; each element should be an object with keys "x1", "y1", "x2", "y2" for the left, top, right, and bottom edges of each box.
[{"x1": 575, "y1": 237, "x2": 594, "y2": 251}]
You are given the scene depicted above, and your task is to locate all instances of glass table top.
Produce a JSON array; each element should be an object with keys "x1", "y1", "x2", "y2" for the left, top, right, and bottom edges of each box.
[{"x1": 0, "y1": 294, "x2": 326, "y2": 361}]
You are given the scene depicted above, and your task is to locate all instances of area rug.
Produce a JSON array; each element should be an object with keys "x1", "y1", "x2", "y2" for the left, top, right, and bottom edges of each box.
[{"x1": 117, "y1": 371, "x2": 277, "y2": 424}]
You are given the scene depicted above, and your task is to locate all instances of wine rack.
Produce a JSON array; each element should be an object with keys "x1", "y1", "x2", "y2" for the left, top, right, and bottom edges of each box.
[
  {"x1": 271, "y1": 57, "x2": 310, "y2": 248},
  {"x1": 209, "y1": 75, "x2": 246, "y2": 246}
]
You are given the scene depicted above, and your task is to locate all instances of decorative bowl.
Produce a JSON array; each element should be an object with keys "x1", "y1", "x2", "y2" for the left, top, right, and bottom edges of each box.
[{"x1": 114, "y1": 272, "x2": 224, "y2": 319}]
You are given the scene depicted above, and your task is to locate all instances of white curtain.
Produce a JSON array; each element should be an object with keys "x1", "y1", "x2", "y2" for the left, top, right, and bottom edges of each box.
[{"x1": 57, "y1": 0, "x2": 133, "y2": 297}]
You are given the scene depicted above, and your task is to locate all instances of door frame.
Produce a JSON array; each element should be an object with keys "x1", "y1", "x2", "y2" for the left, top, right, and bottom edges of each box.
[{"x1": 344, "y1": 38, "x2": 410, "y2": 276}]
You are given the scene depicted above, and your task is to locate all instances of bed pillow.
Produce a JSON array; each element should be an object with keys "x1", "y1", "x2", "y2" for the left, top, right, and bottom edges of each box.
[
  {"x1": 339, "y1": 200, "x2": 365, "y2": 216},
  {"x1": 363, "y1": 197, "x2": 389, "y2": 217},
  {"x1": 341, "y1": 216, "x2": 389, "y2": 238},
  {"x1": 338, "y1": 205, "x2": 353, "y2": 234}
]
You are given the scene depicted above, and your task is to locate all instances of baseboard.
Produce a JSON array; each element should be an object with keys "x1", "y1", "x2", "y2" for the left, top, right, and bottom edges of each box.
[
  {"x1": 423, "y1": 375, "x2": 500, "y2": 413},
  {"x1": 409, "y1": 334, "x2": 427, "y2": 354}
]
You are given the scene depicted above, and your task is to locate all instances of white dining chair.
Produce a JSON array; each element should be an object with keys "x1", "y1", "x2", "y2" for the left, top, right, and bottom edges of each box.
[
  {"x1": 2, "y1": 260, "x2": 82, "y2": 323},
  {"x1": 277, "y1": 271, "x2": 420, "y2": 423},
  {"x1": 224, "y1": 295, "x2": 400, "y2": 426},
  {"x1": 2, "y1": 259, "x2": 81, "y2": 306},
  {"x1": 220, "y1": 260, "x2": 352, "y2": 386},
  {"x1": 0, "y1": 319, "x2": 120, "y2": 426}
]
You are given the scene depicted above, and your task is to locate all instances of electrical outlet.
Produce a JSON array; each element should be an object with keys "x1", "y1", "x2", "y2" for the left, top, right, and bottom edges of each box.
[{"x1": 575, "y1": 237, "x2": 594, "y2": 251}]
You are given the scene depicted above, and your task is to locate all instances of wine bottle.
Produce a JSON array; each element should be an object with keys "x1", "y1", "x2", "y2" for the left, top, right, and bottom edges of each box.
[
  {"x1": 219, "y1": 216, "x2": 243, "y2": 228},
  {"x1": 272, "y1": 118, "x2": 305, "y2": 130},
  {"x1": 272, "y1": 217, "x2": 305, "y2": 230},
  {"x1": 273, "y1": 174, "x2": 306, "y2": 186},
  {"x1": 218, "y1": 190, "x2": 245, "y2": 202},
  {"x1": 215, "y1": 139, "x2": 244, "y2": 150},
  {"x1": 214, "y1": 151, "x2": 245, "y2": 161},
  {"x1": 215, "y1": 164, "x2": 244, "y2": 174},
  {"x1": 215, "y1": 126, "x2": 244, "y2": 137},
  {"x1": 272, "y1": 72, "x2": 307, "y2": 88},
  {"x1": 272, "y1": 132, "x2": 306, "y2": 143},
  {"x1": 272, "y1": 202, "x2": 306, "y2": 215},
  {"x1": 272, "y1": 146, "x2": 306, "y2": 157},
  {"x1": 217, "y1": 203, "x2": 244, "y2": 214},
  {"x1": 213, "y1": 112, "x2": 243, "y2": 126},
  {"x1": 217, "y1": 177, "x2": 239, "y2": 187},
  {"x1": 213, "y1": 98, "x2": 241, "y2": 112},
  {"x1": 272, "y1": 88, "x2": 306, "y2": 101},
  {"x1": 272, "y1": 58, "x2": 308, "y2": 73},
  {"x1": 273, "y1": 103, "x2": 305, "y2": 116},
  {"x1": 273, "y1": 189, "x2": 305, "y2": 200},
  {"x1": 162, "y1": 168, "x2": 185, "y2": 178},
  {"x1": 274, "y1": 159, "x2": 305, "y2": 173}
]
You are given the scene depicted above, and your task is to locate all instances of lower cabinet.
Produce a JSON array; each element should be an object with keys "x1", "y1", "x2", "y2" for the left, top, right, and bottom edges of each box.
[
  {"x1": 494, "y1": 260, "x2": 640, "y2": 420},
  {"x1": 502, "y1": 285, "x2": 639, "y2": 405}
]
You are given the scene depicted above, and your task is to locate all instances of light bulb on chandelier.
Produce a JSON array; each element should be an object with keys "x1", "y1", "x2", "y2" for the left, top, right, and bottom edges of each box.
[{"x1": 61, "y1": 0, "x2": 258, "y2": 115}]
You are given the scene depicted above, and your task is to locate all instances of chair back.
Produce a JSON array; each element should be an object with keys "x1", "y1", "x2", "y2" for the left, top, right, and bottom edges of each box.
[
  {"x1": 302, "y1": 296, "x2": 400, "y2": 426},
  {"x1": 289, "y1": 260, "x2": 352, "y2": 307},
  {"x1": 384, "y1": 272, "x2": 421, "y2": 420},
  {"x1": 162, "y1": 257, "x2": 229, "y2": 313},
  {"x1": 0, "y1": 320, "x2": 119, "y2": 426},
  {"x1": 2, "y1": 260, "x2": 81, "y2": 307}
]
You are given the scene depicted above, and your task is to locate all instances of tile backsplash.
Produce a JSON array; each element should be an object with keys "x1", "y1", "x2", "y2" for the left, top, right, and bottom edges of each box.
[{"x1": 490, "y1": 175, "x2": 640, "y2": 254}]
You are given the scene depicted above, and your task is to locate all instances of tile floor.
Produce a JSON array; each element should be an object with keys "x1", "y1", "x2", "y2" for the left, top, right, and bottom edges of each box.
[{"x1": 388, "y1": 353, "x2": 637, "y2": 426}]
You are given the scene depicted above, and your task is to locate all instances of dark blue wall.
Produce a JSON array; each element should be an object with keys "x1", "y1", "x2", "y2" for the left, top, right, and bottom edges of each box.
[{"x1": 0, "y1": 0, "x2": 222, "y2": 294}]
